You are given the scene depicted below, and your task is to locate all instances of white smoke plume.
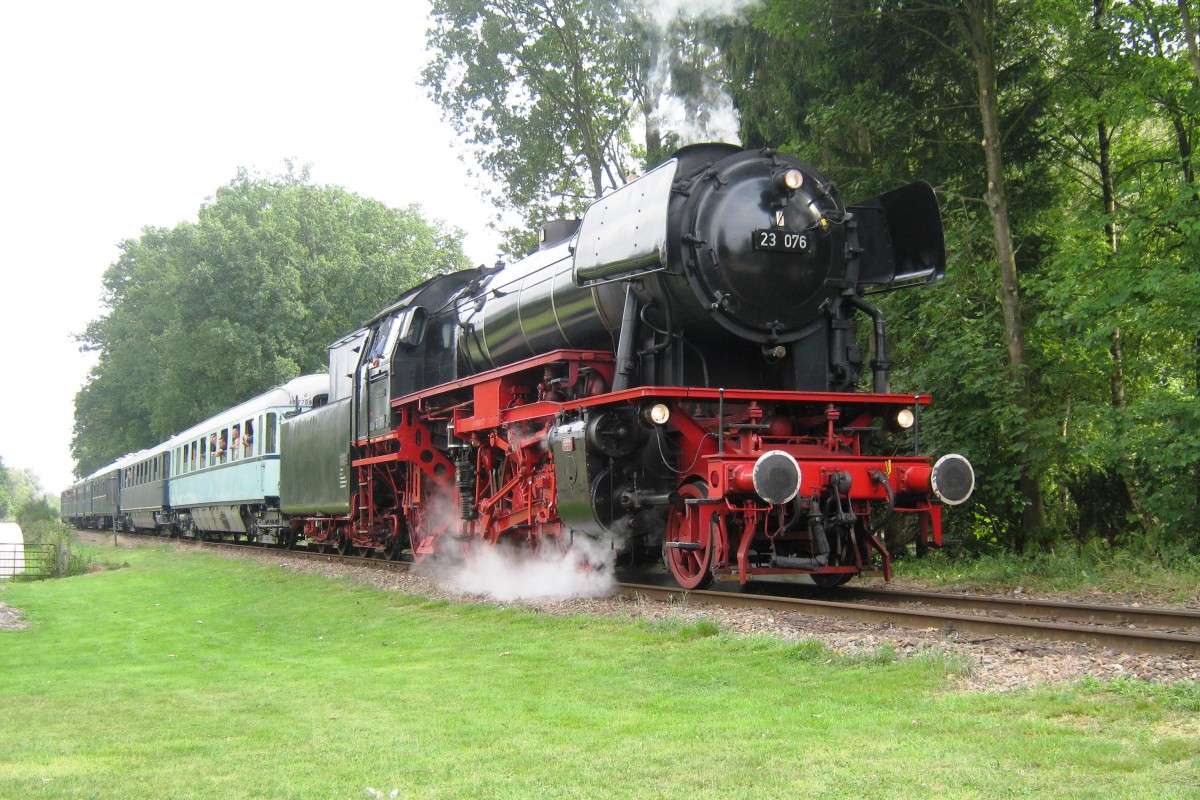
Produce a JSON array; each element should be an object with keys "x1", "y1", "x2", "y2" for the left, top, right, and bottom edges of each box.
[
  {"x1": 440, "y1": 536, "x2": 618, "y2": 602},
  {"x1": 628, "y1": 0, "x2": 763, "y2": 146},
  {"x1": 634, "y1": 0, "x2": 761, "y2": 29}
]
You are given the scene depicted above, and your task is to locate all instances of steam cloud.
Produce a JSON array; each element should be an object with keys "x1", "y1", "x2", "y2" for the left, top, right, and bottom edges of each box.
[
  {"x1": 630, "y1": 0, "x2": 763, "y2": 146},
  {"x1": 441, "y1": 537, "x2": 618, "y2": 602}
]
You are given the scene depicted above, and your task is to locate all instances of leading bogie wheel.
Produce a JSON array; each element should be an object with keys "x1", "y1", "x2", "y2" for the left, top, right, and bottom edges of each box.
[
  {"x1": 810, "y1": 573, "x2": 853, "y2": 588},
  {"x1": 665, "y1": 481, "x2": 716, "y2": 590}
]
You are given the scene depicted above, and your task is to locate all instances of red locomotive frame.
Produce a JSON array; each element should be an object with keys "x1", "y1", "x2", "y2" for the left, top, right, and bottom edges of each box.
[{"x1": 307, "y1": 349, "x2": 946, "y2": 589}]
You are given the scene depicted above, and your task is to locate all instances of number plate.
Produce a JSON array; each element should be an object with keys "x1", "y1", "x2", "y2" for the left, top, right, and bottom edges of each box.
[{"x1": 753, "y1": 229, "x2": 810, "y2": 253}]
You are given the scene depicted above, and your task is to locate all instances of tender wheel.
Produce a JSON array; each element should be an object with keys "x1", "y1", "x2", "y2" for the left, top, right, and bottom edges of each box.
[
  {"x1": 665, "y1": 481, "x2": 716, "y2": 590},
  {"x1": 335, "y1": 536, "x2": 352, "y2": 556}
]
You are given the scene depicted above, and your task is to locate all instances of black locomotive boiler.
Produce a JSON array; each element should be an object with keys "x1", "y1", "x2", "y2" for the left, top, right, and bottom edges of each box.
[{"x1": 280, "y1": 144, "x2": 974, "y2": 588}]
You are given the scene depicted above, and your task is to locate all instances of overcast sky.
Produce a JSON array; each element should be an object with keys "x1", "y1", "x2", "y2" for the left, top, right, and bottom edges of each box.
[{"x1": 0, "y1": 1, "x2": 501, "y2": 494}]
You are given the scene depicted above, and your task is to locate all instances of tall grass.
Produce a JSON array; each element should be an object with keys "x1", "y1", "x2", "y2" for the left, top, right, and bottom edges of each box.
[
  {"x1": 898, "y1": 545, "x2": 1200, "y2": 601},
  {"x1": 15, "y1": 524, "x2": 98, "y2": 579}
]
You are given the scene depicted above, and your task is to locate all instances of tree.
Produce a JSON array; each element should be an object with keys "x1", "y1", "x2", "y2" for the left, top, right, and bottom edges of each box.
[
  {"x1": 72, "y1": 168, "x2": 469, "y2": 477},
  {"x1": 423, "y1": 0, "x2": 644, "y2": 228},
  {"x1": 942, "y1": 0, "x2": 1049, "y2": 536},
  {"x1": 0, "y1": 458, "x2": 47, "y2": 522}
]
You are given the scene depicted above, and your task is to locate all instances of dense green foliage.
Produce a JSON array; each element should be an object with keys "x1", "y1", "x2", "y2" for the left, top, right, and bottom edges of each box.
[
  {"x1": 1, "y1": 544, "x2": 1197, "y2": 797},
  {"x1": 71, "y1": 168, "x2": 469, "y2": 477},
  {"x1": 423, "y1": 1, "x2": 1200, "y2": 552},
  {"x1": 0, "y1": 455, "x2": 56, "y2": 523}
]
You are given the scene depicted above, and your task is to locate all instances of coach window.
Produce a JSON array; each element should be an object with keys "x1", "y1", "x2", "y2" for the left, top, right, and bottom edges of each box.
[
  {"x1": 266, "y1": 412, "x2": 278, "y2": 454},
  {"x1": 257, "y1": 415, "x2": 264, "y2": 457},
  {"x1": 243, "y1": 419, "x2": 254, "y2": 457},
  {"x1": 190, "y1": 441, "x2": 198, "y2": 471}
]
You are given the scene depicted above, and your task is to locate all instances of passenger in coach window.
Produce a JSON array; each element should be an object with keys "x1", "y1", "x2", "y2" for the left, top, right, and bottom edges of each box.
[
  {"x1": 211, "y1": 433, "x2": 222, "y2": 460},
  {"x1": 243, "y1": 421, "x2": 254, "y2": 455},
  {"x1": 231, "y1": 424, "x2": 241, "y2": 459}
]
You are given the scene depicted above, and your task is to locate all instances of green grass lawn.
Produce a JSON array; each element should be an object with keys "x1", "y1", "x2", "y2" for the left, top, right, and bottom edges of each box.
[{"x1": 1, "y1": 542, "x2": 1198, "y2": 799}]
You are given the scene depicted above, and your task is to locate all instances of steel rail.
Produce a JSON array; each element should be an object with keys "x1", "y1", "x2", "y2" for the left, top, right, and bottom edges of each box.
[
  {"x1": 617, "y1": 583, "x2": 1200, "y2": 657},
  {"x1": 834, "y1": 587, "x2": 1200, "y2": 630}
]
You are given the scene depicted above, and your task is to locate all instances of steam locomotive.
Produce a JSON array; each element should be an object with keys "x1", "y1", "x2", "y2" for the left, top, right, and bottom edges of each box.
[
  {"x1": 282, "y1": 143, "x2": 973, "y2": 588},
  {"x1": 65, "y1": 144, "x2": 973, "y2": 589}
]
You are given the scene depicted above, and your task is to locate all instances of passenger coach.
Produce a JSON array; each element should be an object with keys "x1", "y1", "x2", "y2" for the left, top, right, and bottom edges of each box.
[{"x1": 167, "y1": 374, "x2": 329, "y2": 542}]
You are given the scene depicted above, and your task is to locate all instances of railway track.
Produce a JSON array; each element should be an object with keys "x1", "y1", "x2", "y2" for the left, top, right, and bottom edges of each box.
[
  {"x1": 82, "y1": 531, "x2": 1200, "y2": 658},
  {"x1": 617, "y1": 583, "x2": 1200, "y2": 658}
]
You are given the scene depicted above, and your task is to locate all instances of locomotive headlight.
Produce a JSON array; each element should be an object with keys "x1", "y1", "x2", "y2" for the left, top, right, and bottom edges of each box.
[
  {"x1": 774, "y1": 168, "x2": 804, "y2": 194},
  {"x1": 643, "y1": 402, "x2": 671, "y2": 426},
  {"x1": 894, "y1": 408, "x2": 915, "y2": 430}
]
